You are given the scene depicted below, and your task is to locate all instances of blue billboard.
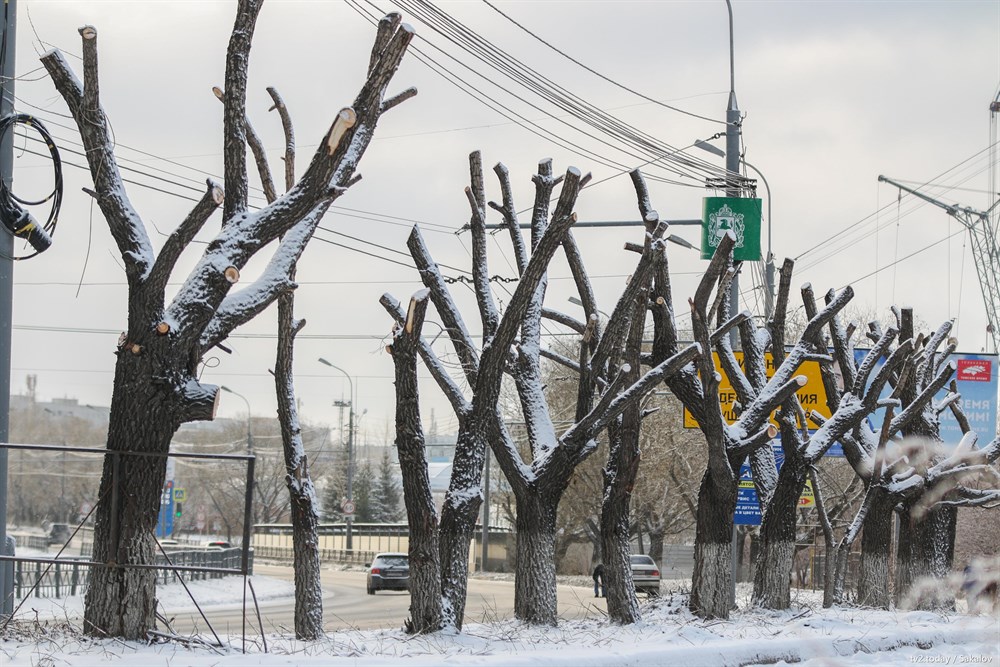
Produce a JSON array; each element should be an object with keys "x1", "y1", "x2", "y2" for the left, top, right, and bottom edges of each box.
[{"x1": 855, "y1": 350, "x2": 998, "y2": 447}]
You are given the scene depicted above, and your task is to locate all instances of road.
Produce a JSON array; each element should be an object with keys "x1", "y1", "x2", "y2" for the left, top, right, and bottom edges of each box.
[{"x1": 165, "y1": 564, "x2": 607, "y2": 636}]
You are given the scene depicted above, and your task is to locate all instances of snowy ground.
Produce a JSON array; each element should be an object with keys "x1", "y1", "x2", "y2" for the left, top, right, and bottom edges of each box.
[{"x1": 0, "y1": 577, "x2": 996, "y2": 666}]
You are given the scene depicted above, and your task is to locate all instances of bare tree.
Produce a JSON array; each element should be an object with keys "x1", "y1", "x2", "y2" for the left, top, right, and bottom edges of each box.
[
  {"x1": 40, "y1": 3, "x2": 414, "y2": 638},
  {"x1": 806, "y1": 307, "x2": 1000, "y2": 609},
  {"x1": 630, "y1": 175, "x2": 851, "y2": 619},
  {"x1": 384, "y1": 156, "x2": 699, "y2": 628},
  {"x1": 750, "y1": 278, "x2": 909, "y2": 610},
  {"x1": 387, "y1": 290, "x2": 444, "y2": 633}
]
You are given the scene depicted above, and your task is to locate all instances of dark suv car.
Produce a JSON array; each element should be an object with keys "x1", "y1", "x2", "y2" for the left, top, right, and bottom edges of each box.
[{"x1": 366, "y1": 552, "x2": 410, "y2": 594}]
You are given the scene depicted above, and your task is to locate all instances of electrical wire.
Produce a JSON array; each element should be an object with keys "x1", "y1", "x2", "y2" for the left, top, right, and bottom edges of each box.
[
  {"x1": 481, "y1": 0, "x2": 727, "y2": 127},
  {"x1": 0, "y1": 114, "x2": 63, "y2": 260}
]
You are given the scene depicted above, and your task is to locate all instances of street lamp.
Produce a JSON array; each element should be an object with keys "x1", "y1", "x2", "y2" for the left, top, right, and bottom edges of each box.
[
  {"x1": 318, "y1": 357, "x2": 356, "y2": 551},
  {"x1": 221, "y1": 385, "x2": 256, "y2": 526}
]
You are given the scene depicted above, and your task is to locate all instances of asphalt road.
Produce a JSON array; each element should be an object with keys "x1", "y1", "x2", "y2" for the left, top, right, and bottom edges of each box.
[{"x1": 165, "y1": 563, "x2": 607, "y2": 636}]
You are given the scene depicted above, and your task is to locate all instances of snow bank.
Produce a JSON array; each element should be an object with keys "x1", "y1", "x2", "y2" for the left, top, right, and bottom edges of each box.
[{"x1": 0, "y1": 584, "x2": 995, "y2": 666}]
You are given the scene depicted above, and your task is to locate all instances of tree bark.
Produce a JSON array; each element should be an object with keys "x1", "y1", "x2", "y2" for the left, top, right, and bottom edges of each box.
[
  {"x1": 513, "y1": 493, "x2": 560, "y2": 625},
  {"x1": 438, "y1": 427, "x2": 485, "y2": 630},
  {"x1": 752, "y1": 462, "x2": 808, "y2": 609},
  {"x1": 690, "y1": 470, "x2": 737, "y2": 619},
  {"x1": 895, "y1": 504, "x2": 957, "y2": 610},
  {"x1": 83, "y1": 360, "x2": 183, "y2": 639},
  {"x1": 390, "y1": 292, "x2": 444, "y2": 634},
  {"x1": 275, "y1": 291, "x2": 323, "y2": 640},
  {"x1": 601, "y1": 424, "x2": 641, "y2": 624},
  {"x1": 857, "y1": 487, "x2": 894, "y2": 608}
]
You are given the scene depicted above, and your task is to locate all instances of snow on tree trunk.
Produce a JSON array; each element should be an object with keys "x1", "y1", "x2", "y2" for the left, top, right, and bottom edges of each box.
[
  {"x1": 895, "y1": 504, "x2": 957, "y2": 610},
  {"x1": 438, "y1": 423, "x2": 490, "y2": 630},
  {"x1": 601, "y1": 422, "x2": 640, "y2": 624},
  {"x1": 599, "y1": 288, "x2": 645, "y2": 625},
  {"x1": 514, "y1": 493, "x2": 559, "y2": 626},
  {"x1": 857, "y1": 488, "x2": 894, "y2": 608},
  {"x1": 690, "y1": 470, "x2": 737, "y2": 619},
  {"x1": 275, "y1": 291, "x2": 323, "y2": 640},
  {"x1": 389, "y1": 292, "x2": 444, "y2": 633},
  {"x1": 752, "y1": 463, "x2": 807, "y2": 609}
]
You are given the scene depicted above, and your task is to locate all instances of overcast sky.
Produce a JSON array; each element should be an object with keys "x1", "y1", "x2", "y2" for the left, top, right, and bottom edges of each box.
[{"x1": 8, "y1": 0, "x2": 999, "y2": 443}]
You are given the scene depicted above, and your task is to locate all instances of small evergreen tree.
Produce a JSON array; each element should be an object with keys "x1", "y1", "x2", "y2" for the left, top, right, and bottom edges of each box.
[
  {"x1": 375, "y1": 449, "x2": 403, "y2": 522},
  {"x1": 353, "y1": 461, "x2": 376, "y2": 522}
]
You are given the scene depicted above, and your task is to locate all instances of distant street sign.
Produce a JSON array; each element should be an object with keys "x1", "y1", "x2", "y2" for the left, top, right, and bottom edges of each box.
[
  {"x1": 342, "y1": 500, "x2": 356, "y2": 515},
  {"x1": 173, "y1": 488, "x2": 187, "y2": 503},
  {"x1": 734, "y1": 441, "x2": 815, "y2": 526}
]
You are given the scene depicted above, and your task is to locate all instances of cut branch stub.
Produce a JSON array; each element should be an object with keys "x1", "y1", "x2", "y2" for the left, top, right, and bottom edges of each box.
[{"x1": 326, "y1": 108, "x2": 358, "y2": 155}]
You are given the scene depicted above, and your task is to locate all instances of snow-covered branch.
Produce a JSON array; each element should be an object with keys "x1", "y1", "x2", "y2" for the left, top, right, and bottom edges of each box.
[
  {"x1": 221, "y1": 0, "x2": 263, "y2": 221},
  {"x1": 147, "y1": 180, "x2": 224, "y2": 304},
  {"x1": 40, "y1": 36, "x2": 153, "y2": 286},
  {"x1": 466, "y1": 152, "x2": 499, "y2": 340},
  {"x1": 380, "y1": 293, "x2": 471, "y2": 416}
]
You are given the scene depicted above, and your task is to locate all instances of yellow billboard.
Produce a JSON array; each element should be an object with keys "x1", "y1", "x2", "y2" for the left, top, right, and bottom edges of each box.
[{"x1": 683, "y1": 351, "x2": 830, "y2": 429}]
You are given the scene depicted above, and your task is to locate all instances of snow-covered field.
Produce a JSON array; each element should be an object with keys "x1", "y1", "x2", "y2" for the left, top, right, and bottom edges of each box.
[{"x1": 0, "y1": 576, "x2": 996, "y2": 666}]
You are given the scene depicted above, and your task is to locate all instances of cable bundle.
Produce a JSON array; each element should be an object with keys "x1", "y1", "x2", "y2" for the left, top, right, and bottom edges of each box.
[{"x1": 0, "y1": 113, "x2": 63, "y2": 259}]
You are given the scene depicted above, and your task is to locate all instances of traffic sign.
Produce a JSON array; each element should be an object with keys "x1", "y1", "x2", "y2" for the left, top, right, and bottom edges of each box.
[
  {"x1": 684, "y1": 351, "x2": 830, "y2": 429},
  {"x1": 342, "y1": 500, "x2": 356, "y2": 515},
  {"x1": 733, "y1": 441, "x2": 815, "y2": 525},
  {"x1": 173, "y1": 488, "x2": 187, "y2": 503}
]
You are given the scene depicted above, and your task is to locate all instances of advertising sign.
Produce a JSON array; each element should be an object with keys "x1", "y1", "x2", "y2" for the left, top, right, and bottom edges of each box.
[
  {"x1": 684, "y1": 351, "x2": 831, "y2": 429},
  {"x1": 856, "y1": 350, "x2": 998, "y2": 446},
  {"x1": 701, "y1": 197, "x2": 762, "y2": 261}
]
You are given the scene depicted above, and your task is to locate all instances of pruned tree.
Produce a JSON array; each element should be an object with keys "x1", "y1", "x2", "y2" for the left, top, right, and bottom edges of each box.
[
  {"x1": 805, "y1": 307, "x2": 1000, "y2": 609},
  {"x1": 750, "y1": 276, "x2": 911, "y2": 610},
  {"x1": 384, "y1": 155, "x2": 700, "y2": 628},
  {"x1": 630, "y1": 175, "x2": 836, "y2": 619},
  {"x1": 40, "y1": 2, "x2": 414, "y2": 638},
  {"x1": 387, "y1": 289, "x2": 444, "y2": 633}
]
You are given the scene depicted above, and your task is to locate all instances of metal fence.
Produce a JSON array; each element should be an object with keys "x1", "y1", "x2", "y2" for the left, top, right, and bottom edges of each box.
[{"x1": 13, "y1": 547, "x2": 250, "y2": 599}]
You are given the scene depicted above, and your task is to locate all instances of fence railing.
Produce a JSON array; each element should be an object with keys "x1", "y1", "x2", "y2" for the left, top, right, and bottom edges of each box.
[
  {"x1": 13, "y1": 547, "x2": 251, "y2": 599},
  {"x1": 252, "y1": 544, "x2": 374, "y2": 565}
]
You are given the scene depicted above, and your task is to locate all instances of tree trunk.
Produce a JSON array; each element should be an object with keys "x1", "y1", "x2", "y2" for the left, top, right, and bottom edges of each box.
[
  {"x1": 895, "y1": 504, "x2": 957, "y2": 610},
  {"x1": 690, "y1": 470, "x2": 737, "y2": 619},
  {"x1": 601, "y1": 422, "x2": 640, "y2": 624},
  {"x1": 275, "y1": 290, "x2": 324, "y2": 640},
  {"x1": 752, "y1": 463, "x2": 807, "y2": 609},
  {"x1": 857, "y1": 488, "x2": 893, "y2": 608},
  {"x1": 390, "y1": 311, "x2": 444, "y2": 634},
  {"x1": 514, "y1": 493, "x2": 559, "y2": 625},
  {"x1": 647, "y1": 526, "x2": 665, "y2": 572},
  {"x1": 437, "y1": 424, "x2": 484, "y2": 631},
  {"x1": 288, "y1": 479, "x2": 322, "y2": 638},
  {"x1": 83, "y1": 365, "x2": 176, "y2": 639}
]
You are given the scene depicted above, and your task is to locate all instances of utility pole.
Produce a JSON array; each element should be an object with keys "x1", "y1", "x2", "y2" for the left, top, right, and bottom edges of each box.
[
  {"x1": 724, "y1": 0, "x2": 743, "y2": 610},
  {"x1": 0, "y1": 0, "x2": 17, "y2": 617},
  {"x1": 724, "y1": 0, "x2": 742, "y2": 342},
  {"x1": 334, "y1": 397, "x2": 354, "y2": 550}
]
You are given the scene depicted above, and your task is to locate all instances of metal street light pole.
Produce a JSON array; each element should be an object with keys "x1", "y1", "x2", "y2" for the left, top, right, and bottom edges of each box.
[
  {"x1": 724, "y1": 0, "x2": 742, "y2": 345},
  {"x1": 221, "y1": 386, "x2": 255, "y2": 527},
  {"x1": 318, "y1": 357, "x2": 355, "y2": 551}
]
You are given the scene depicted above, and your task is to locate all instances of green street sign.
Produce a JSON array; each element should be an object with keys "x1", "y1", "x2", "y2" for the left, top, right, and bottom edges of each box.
[{"x1": 701, "y1": 197, "x2": 762, "y2": 261}]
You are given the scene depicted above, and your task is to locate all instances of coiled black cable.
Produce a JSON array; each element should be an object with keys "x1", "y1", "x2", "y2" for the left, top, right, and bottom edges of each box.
[{"x1": 0, "y1": 113, "x2": 63, "y2": 259}]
